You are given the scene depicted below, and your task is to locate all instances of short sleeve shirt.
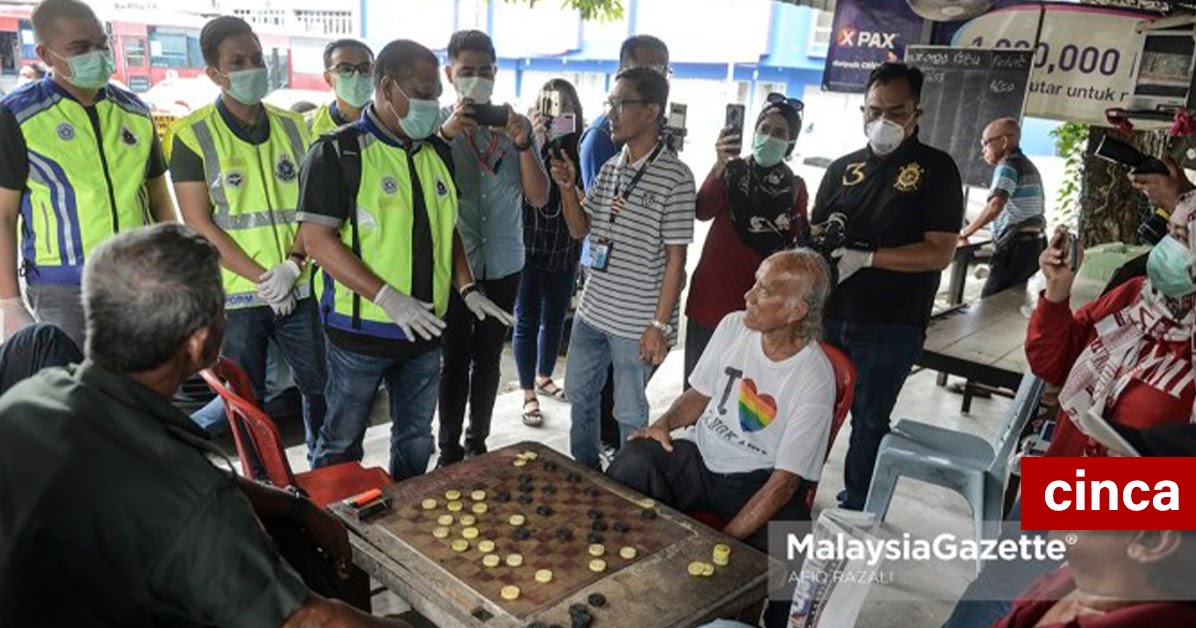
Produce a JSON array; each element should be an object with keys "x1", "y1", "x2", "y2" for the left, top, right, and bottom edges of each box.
[
  {"x1": 0, "y1": 362, "x2": 308, "y2": 627},
  {"x1": 988, "y1": 149, "x2": 1045, "y2": 239},
  {"x1": 685, "y1": 312, "x2": 836, "y2": 478},
  {"x1": 811, "y1": 136, "x2": 963, "y2": 327},
  {"x1": 577, "y1": 144, "x2": 695, "y2": 343}
]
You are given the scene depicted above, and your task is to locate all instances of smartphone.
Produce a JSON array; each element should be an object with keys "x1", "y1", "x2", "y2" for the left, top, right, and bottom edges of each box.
[
  {"x1": 1068, "y1": 232, "x2": 1079, "y2": 272},
  {"x1": 538, "y1": 90, "x2": 562, "y2": 118},
  {"x1": 471, "y1": 104, "x2": 511, "y2": 127},
  {"x1": 663, "y1": 103, "x2": 688, "y2": 151},
  {"x1": 725, "y1": 103, "x2": 746, "y2": 135}
]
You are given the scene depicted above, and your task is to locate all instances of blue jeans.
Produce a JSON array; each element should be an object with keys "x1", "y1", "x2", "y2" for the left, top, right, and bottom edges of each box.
[
  {"x1": 512, "y1": 263, "x2": 576, "y2": 390},
  {"x1": 216, "y1": 301, "x2": 327, "y2": 458},
  {"x1": 823, "y1": 318, "x2": 924, "y2": 510},
  {"x1": 313, "y1": 340, "x2": 441, "y2": 480},
  {"x1": 565, "y1": 318, "x2": 651, "y2": 468}
]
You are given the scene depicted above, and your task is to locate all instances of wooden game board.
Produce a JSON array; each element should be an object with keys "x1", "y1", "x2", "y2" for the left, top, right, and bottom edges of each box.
[{"x1": 334, "y1": 442, "x2": 775, "y2": 628}]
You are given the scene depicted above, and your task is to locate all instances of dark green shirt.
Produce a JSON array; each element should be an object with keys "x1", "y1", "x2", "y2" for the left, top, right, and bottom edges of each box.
[{"x1": 0, "y1": 361, "x2": 308, "y2": 627}]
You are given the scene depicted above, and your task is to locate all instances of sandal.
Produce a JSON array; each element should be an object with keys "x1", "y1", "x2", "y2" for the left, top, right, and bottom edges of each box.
[
  {"x1": 535, "y1": 378, "x2": 567, "y2": 402},
  {"x1": 522, "y1": 398, "x2": 543, "y2": 427}
]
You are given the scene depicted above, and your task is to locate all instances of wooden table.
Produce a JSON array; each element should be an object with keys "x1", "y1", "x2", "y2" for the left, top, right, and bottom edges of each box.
[
  {"x1": 919, "y1": 286, "x2": 1031, "y2": 413},
  {"x1": 333, "y1": 442, "x2": 776, "y2": 628}
]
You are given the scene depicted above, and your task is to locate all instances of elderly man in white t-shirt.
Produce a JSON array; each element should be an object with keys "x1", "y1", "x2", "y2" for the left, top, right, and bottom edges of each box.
[{"x1": 607, "y1": 248, "x2": 835, "y2": 551}]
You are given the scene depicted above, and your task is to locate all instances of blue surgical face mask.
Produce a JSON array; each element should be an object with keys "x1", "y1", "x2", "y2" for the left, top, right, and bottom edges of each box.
[
  {"x1": 51, "y1": 48, "x2": 115, "y2": 90},
  {"x1": 388, "y1": 84, "x2": 439, "y2": 140},
  {"x1": 221, "y1": 67, "x2": 270, "y2": 106},
  {"x1": 751, "y1": 133, "x2": 788, "y2": 168},
  {"x1": 334, "y1": 71, "x2": 373, "y2": 109},
  {"x1": 1147, "y1": 235, "x2": 1196, "y2": 297}
]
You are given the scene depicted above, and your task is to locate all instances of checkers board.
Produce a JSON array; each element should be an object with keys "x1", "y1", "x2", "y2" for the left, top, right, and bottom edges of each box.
[{"x1": 334, "y1": 442, "x2": 774, "y2": 628}]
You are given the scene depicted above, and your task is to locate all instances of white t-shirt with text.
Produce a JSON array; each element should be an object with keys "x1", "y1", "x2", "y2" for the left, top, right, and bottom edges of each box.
[{"x1": 685, "y1": 312, "x2": 835, "y2": 480}]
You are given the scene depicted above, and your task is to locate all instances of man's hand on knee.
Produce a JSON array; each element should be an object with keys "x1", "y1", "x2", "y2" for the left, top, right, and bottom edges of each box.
[{"x1": 628, "y1": 422, "x2": 673, "y2": 452}]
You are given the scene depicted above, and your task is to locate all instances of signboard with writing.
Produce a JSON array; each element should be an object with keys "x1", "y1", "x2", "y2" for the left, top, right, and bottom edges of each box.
[
  {"x1": 823, "y1": 0, "x2": 927, "y2": 93},
  {"x1": 947, "y1": 3, "x2": 1161, "y2": 126},
  {"x1": 905, "y1": 46, "x2": 1033, "y2": 188}
]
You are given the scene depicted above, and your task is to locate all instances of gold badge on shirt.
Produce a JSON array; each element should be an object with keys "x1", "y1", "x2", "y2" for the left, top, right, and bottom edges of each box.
[{"x1": 894, "y1": 162, "x2": 924, "y2": 193}]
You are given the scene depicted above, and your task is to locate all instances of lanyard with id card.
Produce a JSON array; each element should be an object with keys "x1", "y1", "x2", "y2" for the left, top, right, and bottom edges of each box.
[{"x1": 591, "y1": 143, "x2": 664, "y2": 272}]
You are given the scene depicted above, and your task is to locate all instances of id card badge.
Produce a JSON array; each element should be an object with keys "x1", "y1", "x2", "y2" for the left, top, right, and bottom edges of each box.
[{"x1": 591, "y1": 238, "x2": 613, "y2": 271}]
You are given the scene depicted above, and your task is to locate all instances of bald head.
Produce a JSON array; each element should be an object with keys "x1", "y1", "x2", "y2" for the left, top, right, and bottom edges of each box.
[{"x1": 985, "y1": 118, "x2": 1020, "y2": 145}]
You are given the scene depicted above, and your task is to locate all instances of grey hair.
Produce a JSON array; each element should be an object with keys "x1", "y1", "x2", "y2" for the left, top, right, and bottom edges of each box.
[
  {"x1": 773, "y1": 248, "x2": 831, "y2": 341},
  {"x1": 83, "y1": 224, "x2": 224, "y2": 373}
]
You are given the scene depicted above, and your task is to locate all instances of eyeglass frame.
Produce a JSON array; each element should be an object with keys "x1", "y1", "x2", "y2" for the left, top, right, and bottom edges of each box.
[
  {"x1": 765, "y1": 93, "x2": 805, "y2": 114},
  {"x1": 330, "y1": 61, "x2": 374, "y2": 77}
]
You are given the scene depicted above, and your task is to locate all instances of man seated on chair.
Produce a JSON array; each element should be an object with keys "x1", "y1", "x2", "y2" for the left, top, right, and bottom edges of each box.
[
  {"x1": 0, "y1": 224, "x2": 410, "y2": 627},
  {"x1": 607, "y1": 248, "x2": 835, "y2": 546}
]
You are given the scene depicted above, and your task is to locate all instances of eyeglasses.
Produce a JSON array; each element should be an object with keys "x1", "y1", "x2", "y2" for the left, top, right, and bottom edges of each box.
[
  {"x1": 332, "y1": 62, "x2": 373, "y2": 77},
  {"x1": 980, "y1": 134, "x2": 1011, "y2": 148},
  {"x1": 603, "y1": 98, "x2": 651, "y2": 115},
  {"x1": 765, "y1": 93, "x2": 804, "y2": 114}
]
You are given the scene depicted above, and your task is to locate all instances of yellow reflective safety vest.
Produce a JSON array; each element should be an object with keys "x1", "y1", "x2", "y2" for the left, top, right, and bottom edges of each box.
[
  {"x1": 311, "y1": 116, "x2": 458, "y2": 341},
  {"x1": 3, "y1": 79, "x2": 158, "y2": 285},
  {"x1": 169, "y1": 100, "x2": 311, "y2": 309},
  {"x1": 308, "y1": 101, "x2": 352, "y2": 137}
]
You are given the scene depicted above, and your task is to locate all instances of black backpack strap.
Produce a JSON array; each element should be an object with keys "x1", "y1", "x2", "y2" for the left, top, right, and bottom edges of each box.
[{"x1": 332, "y1": 126, "x2": 364, "y2": 329}]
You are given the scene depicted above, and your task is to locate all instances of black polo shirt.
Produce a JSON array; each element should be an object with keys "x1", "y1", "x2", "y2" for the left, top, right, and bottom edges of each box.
[
  {"x1": 811, "y1": 135, "x2": 963, "y2": 327},
  {"x1": 0, "y1": 361, "x2": 308, "y2": 627}
]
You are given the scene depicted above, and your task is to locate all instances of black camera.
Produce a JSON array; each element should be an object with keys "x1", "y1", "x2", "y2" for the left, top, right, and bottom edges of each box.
[
  {"x1": 813, "y1": 213, "x2": 849, "y2": 258},
  {"x1": 1094, "y1": 136, "x2": 1170, "y2": 175}
]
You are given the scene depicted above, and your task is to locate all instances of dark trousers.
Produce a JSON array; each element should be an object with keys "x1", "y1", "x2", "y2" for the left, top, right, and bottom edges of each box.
[
  {"x1": 824, "y1": 318, "x2": 924, "y2": 510},
  {"x1": 438, "y1": 271, "x2": 521, "y2": 462},
  {"x1": 682, "y1": 318, "x2": 715, "y2": 392},
  {"x1": 607, "y1": 439, "x2": 808, "y2": 628},
  {"x1": 982, "y1": 235, "x2": 1046, "y2": 297},
  {"x1": 0, "y1": 323, "x2": 82, "y2": 396},
  {"x1": 512, "y1": 263, "x2": 576, "y2": 390}
]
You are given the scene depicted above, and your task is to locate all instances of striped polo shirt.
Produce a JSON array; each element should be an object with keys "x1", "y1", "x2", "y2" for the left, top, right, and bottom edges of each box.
[
  {"x1": 989, "y1": 149, "x2": 1045, "y2": 239},
  {"x1": 578, "y1": 144, "x2": 695, "y2": 343}
]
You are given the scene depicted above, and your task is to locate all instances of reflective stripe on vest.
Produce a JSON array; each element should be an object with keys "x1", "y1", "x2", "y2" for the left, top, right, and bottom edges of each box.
[
  {"x1": 170, "y1": 103, "x2": 311, "y2": 309},
  {"x1": 9, "y1": 81, "x2": 156, "y2": 285},
  {"x1": 318, "y1": 132, "x2": 458, "y2": 341}
]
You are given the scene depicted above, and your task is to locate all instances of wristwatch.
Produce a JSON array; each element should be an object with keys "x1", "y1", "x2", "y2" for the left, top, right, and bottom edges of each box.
[
  {"x1": 514, "y1": 138, "x2": 533, "y2": 152},
  {"x1": 460, "y1": 283, "x2": 480, "y2": 299},
  {"x1": 650, "y1": 319, "x2": 674, "y2": 336}
]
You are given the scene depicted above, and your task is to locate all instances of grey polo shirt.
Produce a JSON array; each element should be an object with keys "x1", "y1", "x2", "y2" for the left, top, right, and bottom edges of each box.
[{"x1": 0, "y1": 361, "x2": 309, "y2": 627}]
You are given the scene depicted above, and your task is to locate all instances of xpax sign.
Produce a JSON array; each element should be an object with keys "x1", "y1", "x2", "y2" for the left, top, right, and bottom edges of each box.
[{"x1": 1021, "y1": 458, "x2": 1196, "y2": 530}]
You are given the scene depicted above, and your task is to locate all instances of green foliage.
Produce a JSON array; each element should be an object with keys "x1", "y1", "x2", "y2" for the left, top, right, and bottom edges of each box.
[
  {"x1": 502, "y1": 0, "x2": 625, "y2": 21},
  {"x1": 1050, "y1": 122, "x2": 1088, "y2": 228}
]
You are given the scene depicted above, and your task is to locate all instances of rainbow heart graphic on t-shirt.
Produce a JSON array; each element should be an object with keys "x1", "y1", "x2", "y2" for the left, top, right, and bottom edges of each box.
[{"x1": 738, "y1": 378, "x2": 777, "y2": 433}]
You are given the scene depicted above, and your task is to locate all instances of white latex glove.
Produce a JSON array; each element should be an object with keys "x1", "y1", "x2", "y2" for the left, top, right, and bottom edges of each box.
[
  {"x1": 0, "y1": 296, "x2": 35, "y2": 341},
  {"x1": 256, "y1": 259, "x2": 301, "y2": 303},
  {"x1": 268, "y1": 291, "x2": 297, "y2": 318},
  {"x1": 374, "y1": 284, "x2": 446, "y2": 341},
  {"x1": 463, "y1": 289, "x2": 515, "y2": 326},
  {"x1": 832, "y1": 248, "x2": 874, "y2": 284}
]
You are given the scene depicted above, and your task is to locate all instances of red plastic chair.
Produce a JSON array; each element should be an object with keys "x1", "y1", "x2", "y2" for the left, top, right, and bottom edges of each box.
[
  {"x1": 688, "y1": 341, "x2": 856, "y2": 530},
  {"x1": 200, "y1": 357, "x2": 391, "y2": 509}
]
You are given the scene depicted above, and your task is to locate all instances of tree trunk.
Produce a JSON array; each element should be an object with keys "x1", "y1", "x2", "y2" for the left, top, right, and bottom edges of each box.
[{"x1": 1078, "y1": 128, "x2": 1195, "y2": 246}]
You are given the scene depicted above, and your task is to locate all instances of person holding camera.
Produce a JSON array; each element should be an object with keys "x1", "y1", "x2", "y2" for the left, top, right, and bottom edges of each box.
[
  {"x1": 549, "y1": 67, "x2": 695, "y2": 469},
  {"x1": 683, "y1": 94, "x2": 809, "y2": 387},
  {"x1": 960, "y1": 118, "x2": 1046, "y2": 297},
  {"x1": 811, "y1": 63, "x2": 963, "y2": 511},
  {"x1": 434, "y1": 30, "x2": 549, "y2": 466},
  {"x1": 514, "y1": 79, "x2": 585, "y2": 427}
]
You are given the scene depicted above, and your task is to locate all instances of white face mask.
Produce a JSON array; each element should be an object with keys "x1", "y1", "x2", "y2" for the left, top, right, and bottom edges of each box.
[
  {"x1": 453, "y1": 75, "x2": 494, "y2": 103},
  {"x1": 866, "y1": 117, "x2": 907, "y2": 155}
]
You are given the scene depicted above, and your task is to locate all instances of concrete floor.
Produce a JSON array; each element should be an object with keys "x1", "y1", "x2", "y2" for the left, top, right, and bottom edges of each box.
[{"x1": 275, "y1": 266, "x2": 1019, "y2": 628}]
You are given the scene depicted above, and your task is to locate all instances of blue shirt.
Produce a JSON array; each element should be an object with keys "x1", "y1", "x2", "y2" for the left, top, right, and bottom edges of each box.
[
  {"x1": 580, "y1": 112, "x2": 618, "y2": 191},
  {"x1": 988, "y1": 149, "x2": 1045, "y2": 239},
  {"x1": 439, "y1": 106, "x2": 524, "y2": 280}
]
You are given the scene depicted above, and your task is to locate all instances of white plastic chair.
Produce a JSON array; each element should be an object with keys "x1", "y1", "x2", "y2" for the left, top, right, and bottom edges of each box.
[{"x1": 863, "y1": 374, "x2": 1046, "y2": 571}]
